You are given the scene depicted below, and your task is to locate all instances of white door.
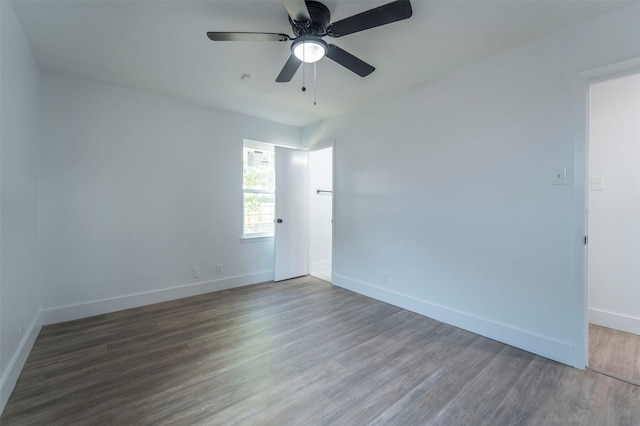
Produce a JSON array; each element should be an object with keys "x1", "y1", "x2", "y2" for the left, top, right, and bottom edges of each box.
[
  {"x1": 588, "y1": 74, "x2": 640, "y2": 337},
  {"x1": 274, "y1": 147, "x2": 309, "y2": 281}
]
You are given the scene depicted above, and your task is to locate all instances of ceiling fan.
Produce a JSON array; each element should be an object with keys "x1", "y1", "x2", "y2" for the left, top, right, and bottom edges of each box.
[{"x1": 206, "y1": 0, "x2": 413, "y2": 83}]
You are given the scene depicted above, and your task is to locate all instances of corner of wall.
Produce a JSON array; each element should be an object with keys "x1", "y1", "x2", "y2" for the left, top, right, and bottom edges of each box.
[
  {"x1": 0, "y1": 0, "x2": 44, "y2": 415},
  {"x1": 0, "y1": 311, "x2": 43, "y2": 414}
]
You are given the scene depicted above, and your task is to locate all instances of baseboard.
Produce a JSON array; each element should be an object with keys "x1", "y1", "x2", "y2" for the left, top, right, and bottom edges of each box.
[
  {"x1": 333, "y1": 273, "x2": 574, "y2": 366},
  {"x1": 309, "y1": 260, "x2": 331, "y2": 274},
  {"x1": 0, "y1": 311, "x2": 43, "y2": 415},
  {"x1": 42, "y1": 271, "x2": 274, "y2": 325},
  {"x1": 589, "y1": 308, "x2": 640, "y2": 336}
]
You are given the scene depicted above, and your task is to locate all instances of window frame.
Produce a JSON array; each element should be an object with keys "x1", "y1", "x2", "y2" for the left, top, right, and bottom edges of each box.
[{"x1": 242, "y1": 140, "x2": 276, "y2": 239}]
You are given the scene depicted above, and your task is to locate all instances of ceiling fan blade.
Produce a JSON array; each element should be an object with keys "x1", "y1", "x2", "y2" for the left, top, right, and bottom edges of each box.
[
  {"x1": 283, "y1": 0, "x2": 311, "y2": 23},
  {"x1": 207, "y1": 32, "x2": 290, "y2": 42},
  {"x1": 326, "y1": 0, "x2": 412, "y2": 38},
  {"x1": 325, "y1": 44, "x2": 375, "y2": 77},
  {"x1": 276, "y1": 54, "x2": 302, "y2": 82}
]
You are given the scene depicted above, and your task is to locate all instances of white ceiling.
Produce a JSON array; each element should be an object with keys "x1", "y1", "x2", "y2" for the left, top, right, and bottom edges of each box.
[{"x1": 12, "y1": 0, "x2": 637, "y2": 127}]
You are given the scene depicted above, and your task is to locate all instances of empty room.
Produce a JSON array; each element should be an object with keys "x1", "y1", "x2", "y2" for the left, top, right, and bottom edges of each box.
[{"x1": 1, "y1": 0, "x2": 640, "y2": 424}]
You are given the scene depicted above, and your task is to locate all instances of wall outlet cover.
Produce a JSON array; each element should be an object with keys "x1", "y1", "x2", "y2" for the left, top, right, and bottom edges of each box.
[{"x1": 553, "y1": 168, "x2": 567, "y2": 185}]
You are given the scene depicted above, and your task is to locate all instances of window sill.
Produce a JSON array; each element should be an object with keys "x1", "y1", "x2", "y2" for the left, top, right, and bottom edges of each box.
[{"x1": 241, "y1": 235, "x2": 274, "y2": 243}]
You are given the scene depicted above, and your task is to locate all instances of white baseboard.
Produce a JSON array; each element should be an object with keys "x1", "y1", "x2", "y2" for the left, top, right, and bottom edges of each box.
[
  {"x1": 309, "y1": 260, "x2": 331, "y2": 274},
  {"x1": 1, "y1": 311, "x2": 43, "y2": 414},
  {"x1": 589, "y1": 308, "x2": 640, "y2": 336},
  {"x1": 42, "y1": 271, "x2": 274, "y2": 325},
  {"x1": 333, "y1": 273, "x2": 574, "y2": 367}
]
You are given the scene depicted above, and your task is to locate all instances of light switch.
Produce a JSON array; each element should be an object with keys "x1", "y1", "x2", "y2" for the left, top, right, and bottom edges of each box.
[
  {"x1": 552, "y1": 168, "x2": 567, "y2": 185},
  {"x1": 590, "y1": 176, "x2": 604, "y2": 191}
]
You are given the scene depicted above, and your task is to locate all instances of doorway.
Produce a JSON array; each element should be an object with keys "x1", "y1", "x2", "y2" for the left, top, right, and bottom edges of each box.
[
  {"x1": 308, "y1": 146, "x2": 333, "y2": 283},
  {"x1": 587, "y1": 71, "x2": 640, "y2": 384}
]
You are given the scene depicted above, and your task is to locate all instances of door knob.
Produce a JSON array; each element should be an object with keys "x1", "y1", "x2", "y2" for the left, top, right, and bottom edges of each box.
[{"x1": 276, "y1": 218, "x2": 283, "y2": 223}]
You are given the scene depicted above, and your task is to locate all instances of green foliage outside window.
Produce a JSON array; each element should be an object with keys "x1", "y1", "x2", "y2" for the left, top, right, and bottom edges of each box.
[{"x1": 243, "y1": 146, "x2": 275, "y2": 236}]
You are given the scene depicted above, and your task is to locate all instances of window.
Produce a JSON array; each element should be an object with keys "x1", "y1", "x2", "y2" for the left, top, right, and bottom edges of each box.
[{"x1": 243, "y1": 141, "x2": 275, "y2": 237}]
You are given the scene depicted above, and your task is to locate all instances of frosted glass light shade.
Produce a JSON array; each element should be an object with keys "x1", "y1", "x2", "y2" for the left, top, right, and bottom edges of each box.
[{"x1": 292, "y1": 38, "x2": 327, "y2": 63}]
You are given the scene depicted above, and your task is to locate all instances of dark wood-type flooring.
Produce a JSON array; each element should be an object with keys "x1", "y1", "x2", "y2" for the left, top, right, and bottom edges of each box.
[
  {"x1": 2, "y1": 276, "x2": 640, "y2": 425},
  {"x1": 589, "y1": 323, "x2": 640, "y2": 386}
]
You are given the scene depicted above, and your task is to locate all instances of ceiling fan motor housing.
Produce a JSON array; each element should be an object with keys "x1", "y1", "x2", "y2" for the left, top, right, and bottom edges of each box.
[{"x1": 289, "y1": 1, "x2": 331, "y2": 37}]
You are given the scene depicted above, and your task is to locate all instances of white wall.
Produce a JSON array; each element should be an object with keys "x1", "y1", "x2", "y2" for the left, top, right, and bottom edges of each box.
[
  {"x1": 0, "y1": 0, "x2": 42, "y2": 412},
  {"x1": 308, "y1": 146, "x2": 333, "y2": 276},
  {"x1": 39, "y1": 71, "x2": 302, "y2": 323},
  {"x1": 304, "y1": 3, "x2": 640, "y2": 367},
  {"x1": 588, "y1": 72, "x2": 640, "y2": 336}
]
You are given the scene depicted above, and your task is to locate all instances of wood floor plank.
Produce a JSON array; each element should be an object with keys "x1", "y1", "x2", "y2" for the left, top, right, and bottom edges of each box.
[
  {"x1": 428, "y1": 345, "x2": 536, "y2": 425},
  {"x1": 110, "y1": 293, "x2": 402, "y2": 424},
  {"x1": 589, "y1": 324, "x2": 640, "y2": 385},
  {"x1": 484, "y1": 355, "x2": 566, "y2": 425},
  {"x1": 2, "y1": 277, "x2": 639, "y2": 425},
  {"x1": 190, "y1": 360, "x2": 345, "y2": 426},
  {"x1": 369, "y1": 333, "x2": 506, "y2": 425},
  {"x1": 532, "y1": 368, "x2": 640, "y2": 425}
]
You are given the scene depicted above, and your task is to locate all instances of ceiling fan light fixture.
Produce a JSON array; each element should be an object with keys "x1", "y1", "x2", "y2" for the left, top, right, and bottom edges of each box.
[{"x1": 292, "y1": 37, "x2": 327, "y2": 63}]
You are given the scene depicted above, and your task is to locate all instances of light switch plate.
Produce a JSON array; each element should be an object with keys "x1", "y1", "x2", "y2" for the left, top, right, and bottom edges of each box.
[
  {"x1": 553, "y1": 168, "x2": 567, "y2": 185},
  {"x1": 590, "y1": 176, "x2": 604, "y2": 191}
]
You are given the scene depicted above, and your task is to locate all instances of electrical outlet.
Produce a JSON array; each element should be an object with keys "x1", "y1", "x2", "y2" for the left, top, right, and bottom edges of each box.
[
  {"x1": 552, "y1": 168, "x2": 567, "y2": 185},
  {"x1": 193, "y1": 267, "x2": 200, "y2": 279},
  {"x1": 216, "y1": 264, "x2": 223, "y2": 275},
  {"x1": 383, "y1": 272, "x2": 389, "y2": 284},
  {"x1": 19, "y1": 316, "x2": 24, "y2": 334}
]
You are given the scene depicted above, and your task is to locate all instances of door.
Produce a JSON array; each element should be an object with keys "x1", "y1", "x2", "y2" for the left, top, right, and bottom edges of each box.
[
  {"x1": 274, "y1": 146, "x2": 309, "y2": 281},
  {"x1": 588, "y1": 73, "x2": 640, "y2": 336},
  {"x1": 586, "y1": 72, "x2": 640, "y2": 383}
]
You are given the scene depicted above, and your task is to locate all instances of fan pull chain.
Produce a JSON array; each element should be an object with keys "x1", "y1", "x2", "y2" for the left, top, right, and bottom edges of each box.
[
  {"x1": 301, "y1": 47, "x2": 306, "y2": 92},
  {"x1": 313, "y1": 62, "x2": 317, "y2": 106}
]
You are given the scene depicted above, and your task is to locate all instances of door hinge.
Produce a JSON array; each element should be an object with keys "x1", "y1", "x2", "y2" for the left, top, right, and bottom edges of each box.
[{"x1": 584, "y1": 236, "x2": 588, "y2": 245}]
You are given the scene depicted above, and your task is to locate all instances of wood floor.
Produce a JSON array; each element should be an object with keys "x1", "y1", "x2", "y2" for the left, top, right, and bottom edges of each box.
[
  {"x1": 589, "y1": 323, "x2": 640, "y2": 386},
  {"x1": 2, "y1": 276, "x2": 639, "y2": 425}
]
